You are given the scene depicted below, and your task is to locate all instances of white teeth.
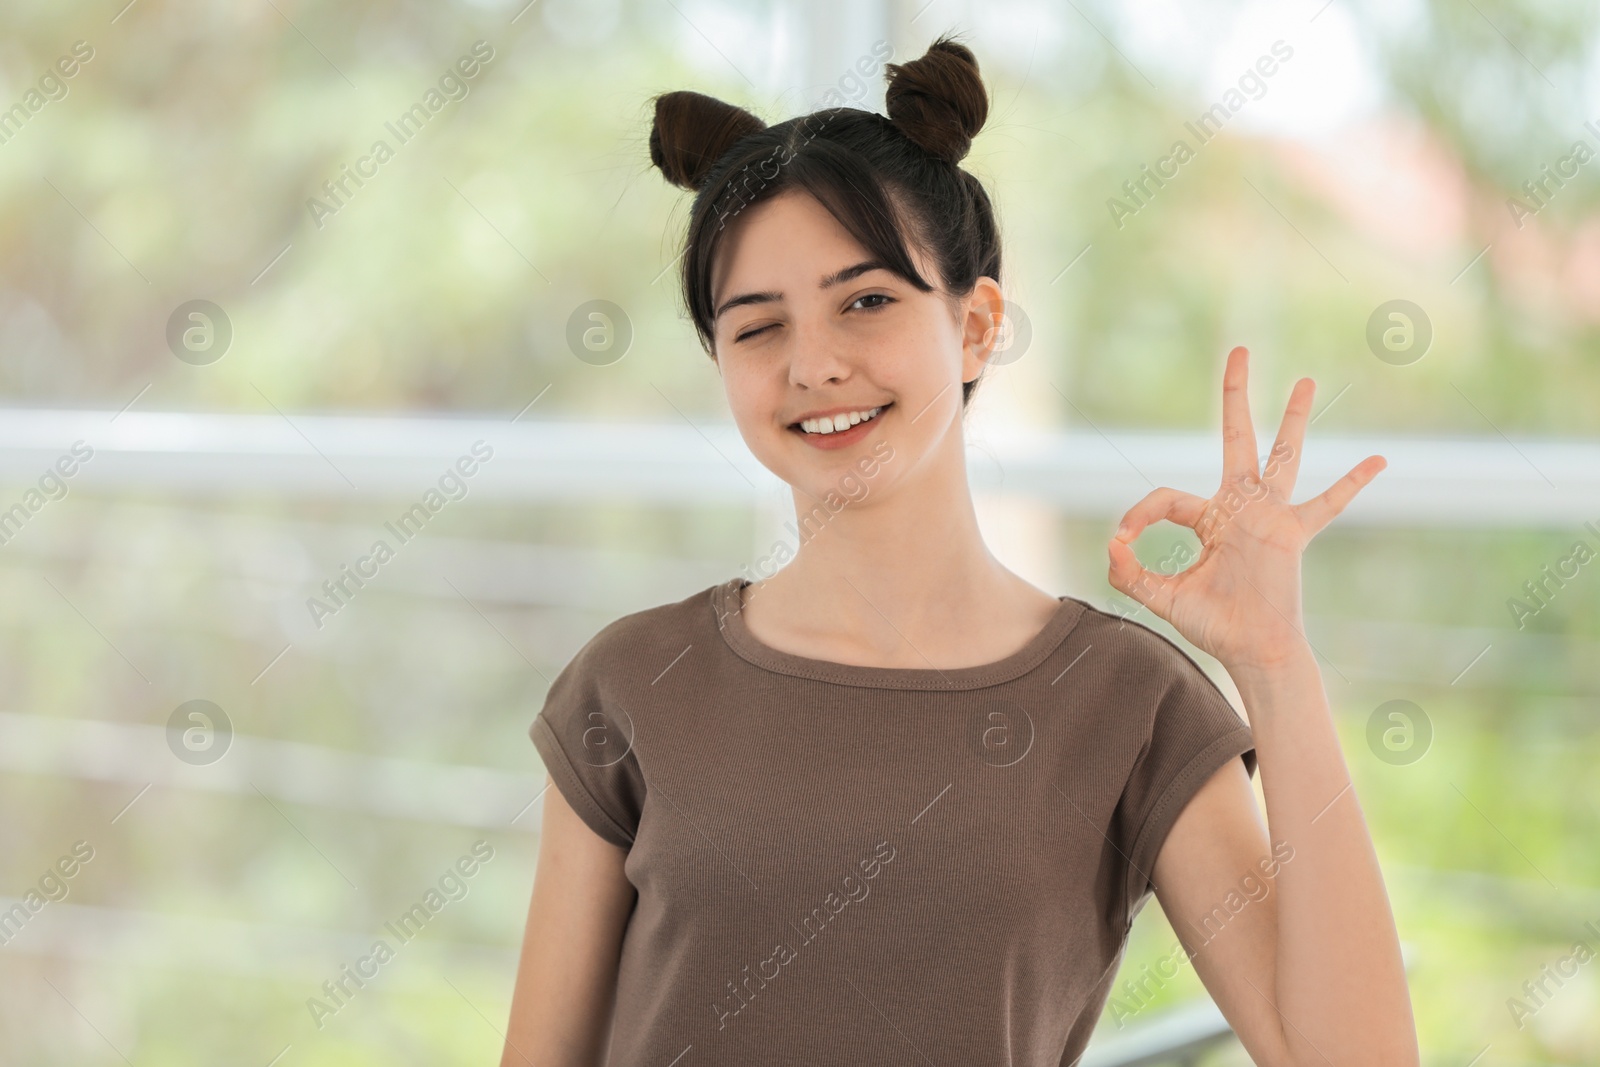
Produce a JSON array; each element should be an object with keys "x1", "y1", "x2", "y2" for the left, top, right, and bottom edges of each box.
[{"x1": 799, "y1": 406, "x2": 884, "y2": 435}]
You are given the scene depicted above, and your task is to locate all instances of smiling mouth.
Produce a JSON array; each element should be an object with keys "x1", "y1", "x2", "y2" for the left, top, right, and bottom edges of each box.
[{"x1": 789, "y1": 403, "x2": 893, "y2": 436}]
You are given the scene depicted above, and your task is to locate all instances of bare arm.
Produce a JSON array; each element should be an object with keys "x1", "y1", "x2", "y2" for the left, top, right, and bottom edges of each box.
[
  {"x1": 501, "y1": 781, "x2": 636, "y2": 1067},
  {"x1": 1151, "y1": 652, "x2": 1418, "y2": 1065},
  {"x1": 1110, "y1": 346, "x2": 1416, "y2": 1064}
]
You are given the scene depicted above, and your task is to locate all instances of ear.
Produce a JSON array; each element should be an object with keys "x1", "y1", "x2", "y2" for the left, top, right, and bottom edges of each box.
[{"x1": 959, "y1": 276, "x2": 1008, "y2": 382}]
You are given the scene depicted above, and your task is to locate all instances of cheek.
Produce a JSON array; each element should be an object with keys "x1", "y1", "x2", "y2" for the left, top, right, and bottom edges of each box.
[
  {"x1": 893, "y1": 307, "x2": 956, "y2": 359},
  {"x1": 878, "y1": 326, "x2": 954, "y2": 393},
  {"x1": 721, "y1": 360, "x2": 783, "y2": 428}
]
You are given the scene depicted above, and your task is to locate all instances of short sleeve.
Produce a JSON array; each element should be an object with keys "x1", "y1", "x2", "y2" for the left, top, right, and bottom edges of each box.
[
  {"x1": 528, "y1": 635, "x2": 646, "y2": 849},
  {"x1": 1110, "y1": 637, "x2": 1256, "y2": 930}
]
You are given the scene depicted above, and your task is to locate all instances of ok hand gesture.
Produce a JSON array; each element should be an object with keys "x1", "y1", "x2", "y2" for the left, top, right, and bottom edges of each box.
[{"x1": 1106, "y1": 346, "x2": 1386, "y2": 672}]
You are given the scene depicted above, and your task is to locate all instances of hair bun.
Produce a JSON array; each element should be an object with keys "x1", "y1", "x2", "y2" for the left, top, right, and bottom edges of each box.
[
  {"x1": 883, "y1": 33, "x2": 988, "y2": 165},
  {"x1": 649, "y1": 90, "x2": 768, "y2": 191}
]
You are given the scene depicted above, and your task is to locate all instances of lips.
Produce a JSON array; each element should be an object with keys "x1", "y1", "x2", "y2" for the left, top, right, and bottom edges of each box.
[
  {"x1": 793, "y1": 404, "x2": 883, "y2": 435},
  {"x1": 787, "y1": 402, "x2": 893, "y2": 450}
]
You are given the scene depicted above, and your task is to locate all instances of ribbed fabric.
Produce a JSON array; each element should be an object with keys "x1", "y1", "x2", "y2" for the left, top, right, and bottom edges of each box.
[{"x1": 529, "y1": 576, "x2": 1257, "y2": 1066}]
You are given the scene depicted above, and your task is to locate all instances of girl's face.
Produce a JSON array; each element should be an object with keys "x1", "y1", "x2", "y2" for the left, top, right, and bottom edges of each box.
[{"x1": 708, "y1": 188, "x2": 1001, "y2": 504}]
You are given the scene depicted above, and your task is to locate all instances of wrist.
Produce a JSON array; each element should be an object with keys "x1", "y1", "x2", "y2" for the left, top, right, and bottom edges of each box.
[{"x1": 1224, "y1": 640, "x2": 1320, "y2": 695}]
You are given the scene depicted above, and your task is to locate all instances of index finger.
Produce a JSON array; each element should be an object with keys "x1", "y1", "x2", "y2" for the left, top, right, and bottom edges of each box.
[
  {"x1": 1261, "y1": 376, "x2": 1314, "y2": 498},
  {"x1": 1114, "y1": 486, "x2": 1208, "y2": 542}
]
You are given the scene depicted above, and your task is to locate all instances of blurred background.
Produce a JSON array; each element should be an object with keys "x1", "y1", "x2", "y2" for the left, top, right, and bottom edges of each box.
[{"x1": 1, "y1": 0, "x2": 1598, "y2": 1063}]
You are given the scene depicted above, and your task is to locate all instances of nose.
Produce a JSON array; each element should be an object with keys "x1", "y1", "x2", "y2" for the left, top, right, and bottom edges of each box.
[{"x1": 786, "y1": 320, "x2": 854, "y2": 390}]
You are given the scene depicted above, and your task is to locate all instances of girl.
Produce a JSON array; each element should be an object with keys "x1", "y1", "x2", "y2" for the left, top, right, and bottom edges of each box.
[{"x1": 503, "y1": 32, "x2": 1417, "y2": 1067}]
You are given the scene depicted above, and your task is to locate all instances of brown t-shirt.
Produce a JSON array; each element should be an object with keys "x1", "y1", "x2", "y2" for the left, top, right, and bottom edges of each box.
[{"x1": 529, "y1": 576, "x2": 1257, "y2": 1066}]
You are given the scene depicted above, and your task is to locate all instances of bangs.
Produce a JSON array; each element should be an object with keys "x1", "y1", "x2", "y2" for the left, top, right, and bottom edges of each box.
[{"x1": 684, "y1": 113, "x2": 939, "y2": 352}]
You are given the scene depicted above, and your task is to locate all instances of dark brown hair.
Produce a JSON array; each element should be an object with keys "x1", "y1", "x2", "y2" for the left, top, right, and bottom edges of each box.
[{"x1": 648, "y1": 31, "x2": 999, "y2": 409}]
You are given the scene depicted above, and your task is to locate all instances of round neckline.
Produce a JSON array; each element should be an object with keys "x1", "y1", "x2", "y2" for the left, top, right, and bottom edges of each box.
[{"x1": 711, "y1": 576, "x2": 1087, "y2": 690}]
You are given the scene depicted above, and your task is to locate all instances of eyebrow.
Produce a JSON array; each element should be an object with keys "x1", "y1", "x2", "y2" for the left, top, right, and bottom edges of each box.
[{"x1": 712, "y1": 259, "x2": 890, "y2": 321}]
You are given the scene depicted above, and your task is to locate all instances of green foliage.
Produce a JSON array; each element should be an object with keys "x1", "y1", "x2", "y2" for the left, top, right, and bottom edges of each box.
[{"x1": 2, "y1": 0, "x2": 1597, "y2": 1062}]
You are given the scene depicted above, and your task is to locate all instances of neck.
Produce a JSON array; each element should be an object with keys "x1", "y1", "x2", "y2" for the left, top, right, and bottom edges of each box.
[{"x1": 754, "y1": 417, "x2": 1019, "y2": 631}]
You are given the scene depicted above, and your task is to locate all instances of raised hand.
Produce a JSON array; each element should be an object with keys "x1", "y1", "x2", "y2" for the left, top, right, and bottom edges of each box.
[{"x1": 1105, "y1": 346, "x2": 1386, "y2": 672}]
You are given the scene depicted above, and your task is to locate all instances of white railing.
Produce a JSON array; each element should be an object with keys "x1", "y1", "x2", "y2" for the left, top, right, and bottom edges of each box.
[{"x1": 2, "y1": 408, "x2": 1596, "y2": 525}]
